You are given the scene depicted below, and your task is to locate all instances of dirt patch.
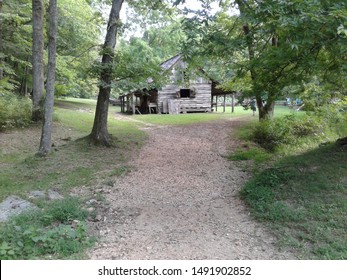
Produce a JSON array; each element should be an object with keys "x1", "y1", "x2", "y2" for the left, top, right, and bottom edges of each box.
[{"x1": 87, "y1": 119, "x2": 296, "y2": 259}]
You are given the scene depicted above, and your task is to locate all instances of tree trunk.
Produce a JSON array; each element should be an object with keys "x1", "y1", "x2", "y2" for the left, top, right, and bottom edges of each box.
[
  {"x1": 32, "y1": 0, "x2": 45, "y2": 121},
  {"x1": 236, "y1": 0, "x2": 272, "y2": 121},
  {"x1": 0, "y1": 0, "x2": 3, "y2": 80},
  {"x1": 38, "y1": 0, "x2": 57, "y2": 156},
  {"x1": 256, "y1": 96, "x2": 266, "y2": 120},
  {"x1": 89, "y1": 0, "x2": 124, "y2": 146}
]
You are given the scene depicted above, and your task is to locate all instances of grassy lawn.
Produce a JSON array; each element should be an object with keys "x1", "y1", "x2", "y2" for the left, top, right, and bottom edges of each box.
[
  {"x1": 131, "y1": 105, "x2": 297, "y2": 126},
  {"x1": 0, "y1": 98, "x2": 146, "y2": 201}
]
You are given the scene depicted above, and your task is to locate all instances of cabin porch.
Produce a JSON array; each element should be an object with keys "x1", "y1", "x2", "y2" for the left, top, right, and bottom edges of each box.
[{"x1": 119, "y1": 89, "x2": 158, "y2": 115}]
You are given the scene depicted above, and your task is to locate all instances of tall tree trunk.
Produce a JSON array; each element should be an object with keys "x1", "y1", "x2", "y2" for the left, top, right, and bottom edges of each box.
[
  {"x1": 89, "y1": 0, "x2": 124, "y2": 146},
  {"x1": 32, "y1": 0, "x2": 45, "y2": 121},
  {"x1": 0, "y1": 0, "x2": 3, "y2": 80},
  {"x1": 38, "y1": 0, "x2": 57, "y2": 156}
]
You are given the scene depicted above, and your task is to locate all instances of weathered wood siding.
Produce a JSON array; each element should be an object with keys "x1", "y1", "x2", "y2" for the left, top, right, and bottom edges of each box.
[
  {"x1": 157, "y1": 60, "x2": 212, "y2": 114},
  {"x1": 158, "y1": 82, "x2": 212, "y2": 113}
]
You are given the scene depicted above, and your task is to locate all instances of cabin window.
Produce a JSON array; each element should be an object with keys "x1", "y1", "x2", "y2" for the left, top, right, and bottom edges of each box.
[{"x1": 180, "y1": 89, "x2": 191, "y2": 98}]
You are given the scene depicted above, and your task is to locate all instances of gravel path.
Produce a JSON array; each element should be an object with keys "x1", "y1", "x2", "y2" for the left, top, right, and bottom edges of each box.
[{"x1": 88, "y1": 119, "x2": 295, "y2": 259}]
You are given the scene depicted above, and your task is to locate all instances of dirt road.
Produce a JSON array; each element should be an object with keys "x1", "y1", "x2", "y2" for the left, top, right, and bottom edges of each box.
[{"x1": 87, "y1": 119, "x2": 295, "y2": 259}]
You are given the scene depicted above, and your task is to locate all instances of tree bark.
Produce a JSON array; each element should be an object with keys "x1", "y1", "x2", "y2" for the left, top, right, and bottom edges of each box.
[
  {"x1": 38, "y1": 0, "x2": 57, "y2": 156},
  {"x1": 0, "y1": 0, "x2": 3, "y2": 80},
  {"x1": 89, "y1": 0, "x2": 124, "y2": 146},
  {"x1": 32, "y1": 0, "x2": 45, "y2": 121}
]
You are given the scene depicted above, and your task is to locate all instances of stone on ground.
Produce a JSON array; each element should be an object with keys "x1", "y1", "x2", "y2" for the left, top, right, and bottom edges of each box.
[{"x1": 0, "y1": 196, "x2": 39, "y2": 222}]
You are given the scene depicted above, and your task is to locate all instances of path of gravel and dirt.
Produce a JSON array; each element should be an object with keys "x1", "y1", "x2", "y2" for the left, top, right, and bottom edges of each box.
[{"x1": 87, "y1": 118, "x2": 295, "y2": 259}]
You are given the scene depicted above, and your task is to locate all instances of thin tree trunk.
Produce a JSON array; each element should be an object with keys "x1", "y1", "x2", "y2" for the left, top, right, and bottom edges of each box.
[
  {"x1": 32, "y1": 0, "x2": 45, "y2": 121},
  {"x1": 236, "y1": 0, "x2": 269, "y2": 120},
  {"x1": 0, "y1": 0, "x2": 3, "y2": 80},
  {"x1": 38, "y1": 0, "x2": 57, "y2": 156},
  {"x1": 89, "y1": 0, "x2": 124, "y2": 146}
]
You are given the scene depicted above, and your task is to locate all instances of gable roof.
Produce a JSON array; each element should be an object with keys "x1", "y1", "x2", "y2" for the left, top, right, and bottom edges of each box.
[{"x1": 160, "y1": 54, "x2": 182, "y2": 70}]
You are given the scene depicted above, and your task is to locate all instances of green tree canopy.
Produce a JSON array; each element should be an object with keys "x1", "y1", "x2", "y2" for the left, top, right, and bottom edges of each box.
[{"x1": 180, "y1": 0, "x2": 347, "y2": 119}]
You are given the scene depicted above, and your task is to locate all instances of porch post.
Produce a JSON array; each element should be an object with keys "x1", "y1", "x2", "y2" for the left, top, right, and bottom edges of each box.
[
  {"x1": 215, "y1": 95, "x2": 218, "y2": 112},
  {"x1": 223, "y1": 94, "x2": 226, "y2": 113},
  {"x1": 132, "y1": 92, "x2": 135, "y2": 115},
  {"x1": 232, "y1": 93, "x2": 235, "y2": 113}
]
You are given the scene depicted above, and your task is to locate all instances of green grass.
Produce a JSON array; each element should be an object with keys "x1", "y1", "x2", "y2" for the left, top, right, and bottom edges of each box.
[
  {"x1": 0, "y1": 98, "x2": 146, "y2": 201},
  {"x1": 130, "y1": 105, "x2": 298, "y2": 126},
  {"x1": 228, "y1": 146, "x2": 272, "y2": 164},
  {"x1": 240, "y1": 143, "x2": 347, "y2": 259},
  {"x1": 132, "y1": 106, "x2": 248, "y2": 126},
  {"x1": 0, "y1": 140, "x2": 127, "y2": 200},
  {"x1": 232, "y1": 106, "x2": 347, "y2": 259},
  {"x1": 55, "y1": 97, "x2": 98, "y2": 110},
  {"x1": 55, "y1": 101, "x2": 144, "y2": 145}
]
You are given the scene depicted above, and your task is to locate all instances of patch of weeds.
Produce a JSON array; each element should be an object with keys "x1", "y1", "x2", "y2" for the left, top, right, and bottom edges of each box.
[
  {"x1": 40, "y1": 197, "x2": 89, "y2": 225},
  {"x1": 109, "y1": 165, "x2": 132, "y2": 177},
  {"x1": 228, "y1": 146, "x2": 272, "y2": 164},
  {"x1": 0, "y1": 197, "x2": 94, "y2": 259}
]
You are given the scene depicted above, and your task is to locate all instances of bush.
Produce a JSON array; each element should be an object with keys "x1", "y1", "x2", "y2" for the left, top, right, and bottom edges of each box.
[
  {"x1": 0, "y1": 94, "x2": 32, "y2": 131},
  {"x1": 252, "y1": 114, "x2": 324, "y2": 151},
  {"x1": 315, "y1": 104, "x2": 347, "y2": 138}
]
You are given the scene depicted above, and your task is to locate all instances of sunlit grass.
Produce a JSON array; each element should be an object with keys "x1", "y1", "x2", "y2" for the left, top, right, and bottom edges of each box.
[{"x1": 132, "y1": 106, "x2": 249, "y2": 126}]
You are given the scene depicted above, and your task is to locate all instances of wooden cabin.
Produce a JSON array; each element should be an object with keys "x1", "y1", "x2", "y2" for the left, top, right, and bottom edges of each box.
[
  {"x1": 119, "y1": 54, "x2": 236, "y2": 114},
  {"x1": 157, "y1": 54, "x2": 212, "y2": 114}
]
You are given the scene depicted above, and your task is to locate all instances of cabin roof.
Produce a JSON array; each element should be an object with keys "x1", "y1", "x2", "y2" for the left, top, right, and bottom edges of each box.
[
  {"x1": 160, "y1": 54, "x2": 182, "y2": 70},
  {"x1": 120, "y1": 54, "x2": 238, "y2": 97}
]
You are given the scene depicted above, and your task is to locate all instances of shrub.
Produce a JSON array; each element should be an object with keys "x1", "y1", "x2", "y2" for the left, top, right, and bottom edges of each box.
[
  {"x1": 252, "y1": 114, "x2": 324, "y2": 151},
  {"x1": 314, "y1": 104, "x2": 347, "y2": 138},
  {"x1": 0, "y1": 94, "x2": 32, "y2": 131}
]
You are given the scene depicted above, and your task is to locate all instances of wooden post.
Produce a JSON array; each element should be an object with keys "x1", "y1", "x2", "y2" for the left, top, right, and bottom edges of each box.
[
  {"x1": 123, "y1": 96, "x2": 126, "y2": 113},
  {"x1": 126, "y1": 95, "x2": 130, "y2": 113},
  {"x1": 223, "y1": 94, "x2": 226, "y2": 113},
  {"x1": 120, "y1": 96, "x2": 122, "y2": 112},
  {"x1": 232, "y1": 93, "x2": 235, "y2": 113},
  {"x1": 215, "y1": 95, "x2": 218, "y2": 112},
  {"x1": 132, "y1": 92, "x2": 135, "y2": 115}
]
